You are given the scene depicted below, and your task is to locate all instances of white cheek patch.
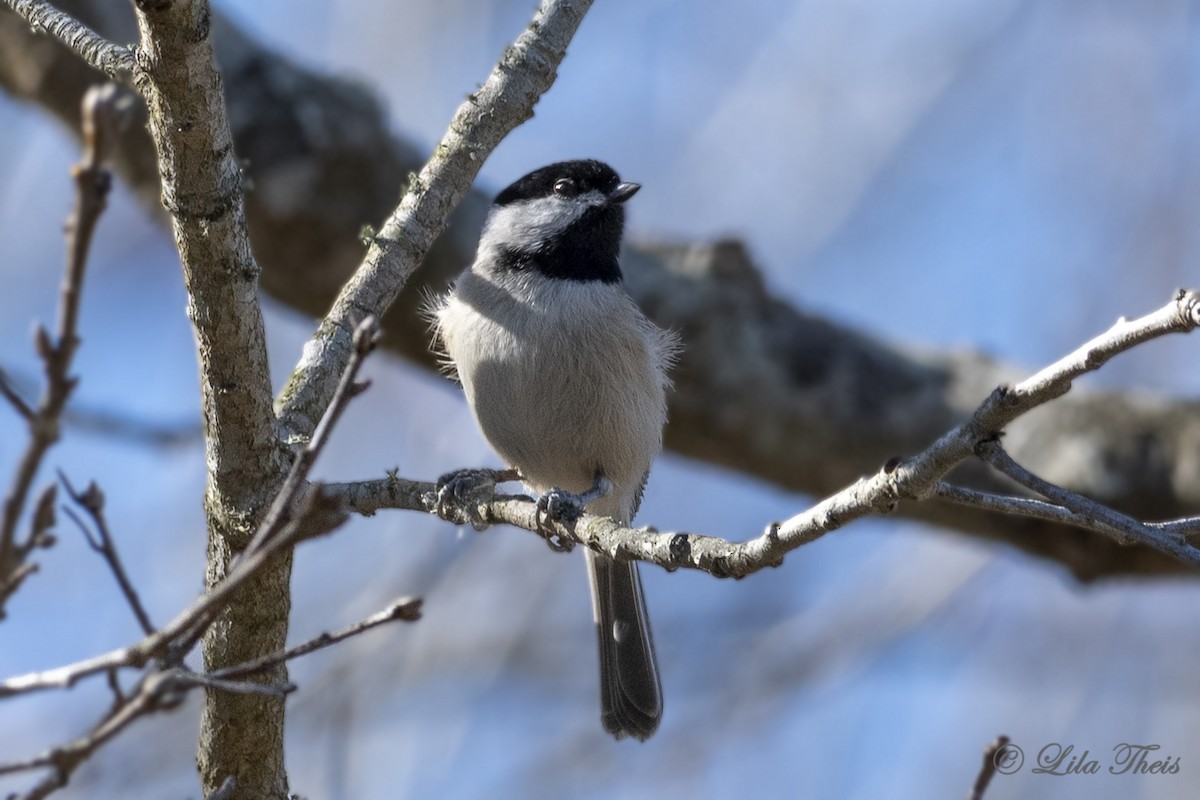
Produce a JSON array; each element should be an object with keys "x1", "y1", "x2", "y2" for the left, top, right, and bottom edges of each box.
[{"x1": 480, "y1": 191, "x2": 608, "y2": 255}]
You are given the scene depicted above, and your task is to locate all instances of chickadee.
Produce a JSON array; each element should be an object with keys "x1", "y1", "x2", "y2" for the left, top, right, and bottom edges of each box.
[{"x1": 430, "y1": 159, "x2": 678, "y2": 741}]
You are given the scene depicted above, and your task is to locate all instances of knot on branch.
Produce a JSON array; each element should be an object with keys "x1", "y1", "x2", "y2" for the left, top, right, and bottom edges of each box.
[{"x1": 1177, "y1": 288, "x2": 1200, "y2": 328}]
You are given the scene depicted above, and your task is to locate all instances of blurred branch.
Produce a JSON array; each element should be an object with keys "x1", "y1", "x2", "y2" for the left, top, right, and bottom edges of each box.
[
  {"x1": 0, "y1": 367, "x2": 201, "y2": 445},
  {"x1": 0, "y1": 83, "x2": 117, "y2": 618},
  {"x1": 59, "y1": 471, "x2": 155, "y2": 636},
  {"x1": 328, "y1": 290, "x2": 1200, "y2": 577},
  {"x1": 969, "y1": 736, "x2": 1011, "y2": 800},
  {"x1": 3, "y1": 0, "x2": 132, "y2": 80}
]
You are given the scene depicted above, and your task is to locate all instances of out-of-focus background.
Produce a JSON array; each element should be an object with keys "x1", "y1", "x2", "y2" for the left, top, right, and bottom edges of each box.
[{"x1": 2, "y1": 1, "x2": 1199, "y2": 798}]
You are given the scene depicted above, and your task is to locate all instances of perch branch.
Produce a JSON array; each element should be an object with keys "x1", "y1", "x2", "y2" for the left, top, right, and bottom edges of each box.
[{"x1": 326, "y1": 290, "x2": 1200, "y2": 577}]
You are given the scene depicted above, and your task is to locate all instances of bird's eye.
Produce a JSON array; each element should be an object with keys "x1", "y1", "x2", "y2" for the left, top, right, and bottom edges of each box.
[{"x1": 553, "y1": 177, "x2": 577, "y2": 197}]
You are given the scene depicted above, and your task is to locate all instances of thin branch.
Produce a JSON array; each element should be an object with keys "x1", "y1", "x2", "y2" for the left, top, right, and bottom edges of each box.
[
  {"x1": 59, "y1": 471, "x2": 155, "y2": 636},
  {"x1": 0, "y1": 83, "x2": 118, "y2": 617},
  {"x1": 0, "y1": 666, "x2": 290, "y2": 797},
  {"x1": 242, "y1": 316, "x2": 377, "y2": 556},
  {"x1": 2, "y1": 0, "x2": 134, "y2": 81},
  {"x1": 933, "y1": 482, "x2": 1200, "y2": 544},
  {"x1": 977, "y1": 440, "x2": 1200, "y2": 564},
  {"x1": 0, "y1": 671, "x2": 180, "y2": 798},
  {"x1": 968, "y1": 735, "x2": 1011, "y2": 800},
  {"x1": 0, "y1": 322, "x2": 383, "y2": 701},
  {"x1": 211, "y1": 597, "x2": 423, "y2": 681},
  {"x1": 325, "y1": 290, "x2": 1200, "y2": 578},
  {"x1": 277, "y1": 0, "x2": 595, "y2": 439},
  {"x1": 0, "y1": 365, "x2": 200, "y2": 445},
  {"x1": 0, "y1": 368, "x2": 35, "y2": 420},
  {"x1": 175, "y1": 670, "x2": 294, "y2": 698}
]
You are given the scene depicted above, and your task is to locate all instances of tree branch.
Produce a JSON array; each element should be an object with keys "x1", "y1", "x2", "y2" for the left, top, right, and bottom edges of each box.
[
  {"x1": 3, "y1": 0, "x2": 132, "y2": 80},
  {"x1": 210, "y1": 597, "x2": 423, "y2": 681},
  {"x1": 59, "y1": 472, "x2": 155, "y2": 636},
  {"x1": 0, "y1": 83, "x2": 116, "y2": 618},
  {"x1": 968, "y1": 735, "x2": 1010, "y2": 800},
  {"x1": 275, "y1": 0, "x2": 594, "y2": 440},
  {"x1": 325, "y1": 290, "x2": 1200, "y2": 577},
  {"x1": 127, "y1": 1, "x2": 295, "y2": 793}
]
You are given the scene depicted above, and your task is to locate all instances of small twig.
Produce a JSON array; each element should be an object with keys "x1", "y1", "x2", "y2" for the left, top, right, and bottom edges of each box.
[
  {"x1": 59, "y1": 471, "x2": 155, "y2": 636},
  {"x1": 0, "y1": 84, "x2": 120, "y2": 617},
  {"x1": 0, "y1": 671, "x2": 180, "y2": 797},
  {"x1": 0, "y1": 368, "x2": 35, "y2": 420},
  {"x1": 933, "y1": 482, "x2": 1200, "y2": 542},
  {"x1": 0, "y1": 665, "x2": 290, "y2": 793},
  {"x1": 2, "y1": 0, "x2": 135, "y2": 81},
  {"x1": 0, "y1": 365, "x2": 200, "y2": 445},
  {"x1": 968, "y1": 735, "x2": 1011, "y2": 800},
  {"x1": 976, "y1": 440, "x2": 1200, "y2": 565},
  {"x1": 211, "y1": 597, "x2": 423, "y2": 681},
  {"x1": 174, "y1": 670, "x2": 294, "y2": 698},
  {"x1": 104, "y1": 668, "x2": 125, "y2": 710}
]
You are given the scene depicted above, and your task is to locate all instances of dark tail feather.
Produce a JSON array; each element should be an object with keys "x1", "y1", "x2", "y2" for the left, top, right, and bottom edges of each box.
[{"x1": 587, "y1": 551, "x2": 662, "y2": 741}]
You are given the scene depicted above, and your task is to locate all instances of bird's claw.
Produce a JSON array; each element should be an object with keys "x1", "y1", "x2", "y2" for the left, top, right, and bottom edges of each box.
[
  {"x1": 535, "y1": 488, "x2": 584, "y2": 552},
  {"x1": 432, "y1": 468, "x2": 500, "y2": 531}
]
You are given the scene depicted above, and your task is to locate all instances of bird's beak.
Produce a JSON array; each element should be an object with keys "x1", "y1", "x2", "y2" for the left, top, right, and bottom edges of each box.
[{"x1": 608, "y1": 182, "x2": 641, "y2": 204}]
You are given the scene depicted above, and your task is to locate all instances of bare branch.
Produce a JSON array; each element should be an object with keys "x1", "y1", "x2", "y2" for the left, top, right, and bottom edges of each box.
[
  {"x1": 2, "y1": 0, "x2": 133, "y2": 80},
  {"x1": 969, "y1": 736, "x2": 1011, "y2": 800},
  {"x1": 59, "y1": 471, "x2": 155, "y2": 635},
  {"x1": 327, "y1": 290, "x2": 1200, "y2": 577},
  {"x1": 975, "y1": 442, "x2": 1200, "y2": 564},
  {"x1": 0, "y1": 671, "x2": 182, "y2": 798},
  {"x1": 277, "y1": 0, "x2": 595, "y2": 439},
  {"x1": 242, "y1": 317, "x2": 377, "y2": 556},
  {"x1": 934, "y1": 483, "x2": 1200, "y2": 546},
  {"x1": 0, "y1": 665, "x2": 291, "y2": 797},
  {"x1": 211, "y1": 597, "x2": 423, "y2": 681},
  {"x1": 0, "y1": 83, "x2": 117, "y2": 616},
  {"x1": 0, "y1": 323, "x2": 383, "y2": 700}
]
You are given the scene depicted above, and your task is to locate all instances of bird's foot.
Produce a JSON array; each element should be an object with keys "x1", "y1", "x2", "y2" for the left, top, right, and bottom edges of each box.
[
  {"x1": 431, "y1": 467, "x2": 519, "y2": 530},
  {"x1": 534, "y1": 476, "x2": 613, "y2": 552},
  {"x1": 535, "y1": 488, "x2": 584, "y2": 551}
]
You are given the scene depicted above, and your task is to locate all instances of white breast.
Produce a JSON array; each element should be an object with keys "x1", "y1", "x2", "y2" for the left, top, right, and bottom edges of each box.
[{"x1": 433, "y1": 269, "x2": 676, "y2": 522}]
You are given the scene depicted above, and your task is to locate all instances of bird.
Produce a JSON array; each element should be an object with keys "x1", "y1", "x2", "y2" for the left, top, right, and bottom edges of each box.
[{"x1": 429, "y1": 159, "x2": 678, "y2": 741}]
